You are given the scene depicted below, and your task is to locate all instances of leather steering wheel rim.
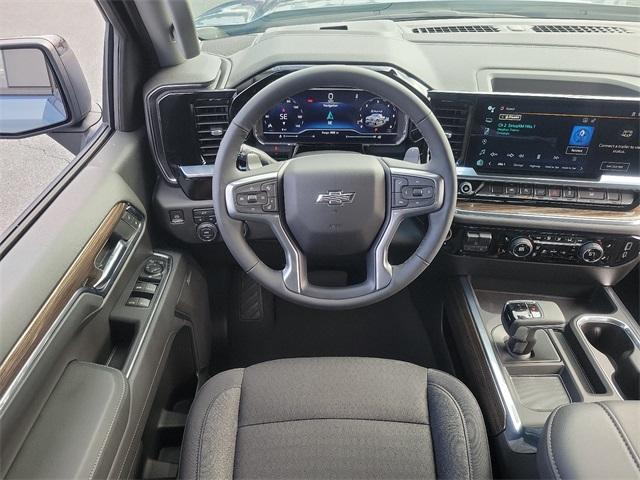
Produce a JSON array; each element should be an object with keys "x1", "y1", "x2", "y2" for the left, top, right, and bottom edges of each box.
[{"x1": 213, "y1": 65, "x2": 457, "y2": 309}]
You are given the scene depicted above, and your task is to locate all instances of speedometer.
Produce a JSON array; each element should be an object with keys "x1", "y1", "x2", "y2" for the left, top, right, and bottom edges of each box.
[
  {"x1": 357, "y1": 98, "x2": 397, "y2": 133},
  {"x1": 262, "y1": 97, "x2": 304, "y2": 133}
]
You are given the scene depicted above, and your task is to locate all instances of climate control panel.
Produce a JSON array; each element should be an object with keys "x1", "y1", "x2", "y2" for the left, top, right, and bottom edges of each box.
[{"x1": 445, "y1": 226, "x2": 639, "y2": 267}]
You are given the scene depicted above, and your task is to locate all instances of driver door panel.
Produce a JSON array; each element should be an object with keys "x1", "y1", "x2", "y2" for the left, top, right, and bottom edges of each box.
[{"x1": 0, "y1": 131, "x2": 211, "y2": 478}]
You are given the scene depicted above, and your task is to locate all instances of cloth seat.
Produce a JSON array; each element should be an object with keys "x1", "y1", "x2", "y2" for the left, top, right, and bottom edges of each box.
[{"x1": 179, "y1": 357, "x2": 492, "y2": 479}]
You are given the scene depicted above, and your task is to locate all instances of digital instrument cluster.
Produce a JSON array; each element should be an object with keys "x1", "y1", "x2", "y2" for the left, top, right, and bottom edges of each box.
[
  {"x1": 256, "y1": 88, "x2": 407, "y2": 144},
  {"x1": 465, "y1": 95, "x2": 640, "y2": 178}
]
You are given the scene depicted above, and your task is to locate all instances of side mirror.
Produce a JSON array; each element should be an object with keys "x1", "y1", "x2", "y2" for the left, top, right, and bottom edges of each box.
[{"x1": 0, "y1": 35, "x2": 91, "y2": 139}]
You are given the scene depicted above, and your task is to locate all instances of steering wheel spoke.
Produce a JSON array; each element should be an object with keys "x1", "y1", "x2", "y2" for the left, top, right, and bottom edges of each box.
[{"x1": 367, "y1": 164, "x2": 445, "y2": 290}]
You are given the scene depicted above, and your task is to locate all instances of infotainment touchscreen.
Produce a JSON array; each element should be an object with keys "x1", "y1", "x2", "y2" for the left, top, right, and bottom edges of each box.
[{"x1": 466, "y1": 95, "x2": 640, "y2": 178}]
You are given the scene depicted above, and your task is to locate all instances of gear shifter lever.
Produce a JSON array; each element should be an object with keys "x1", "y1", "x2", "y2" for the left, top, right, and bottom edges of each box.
[{"x1": 501, "y1": 300, "x2": 566, "y2": 358}]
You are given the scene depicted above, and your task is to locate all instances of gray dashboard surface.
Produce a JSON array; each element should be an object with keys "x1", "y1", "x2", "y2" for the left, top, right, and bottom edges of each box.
[{"x1": 200, "y1": 18, "x2": 640, "y2": 92}]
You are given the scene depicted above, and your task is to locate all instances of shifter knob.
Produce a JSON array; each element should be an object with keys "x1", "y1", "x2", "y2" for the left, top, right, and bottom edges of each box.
[{"x1": 501, "y1": 300, "x2": 566, "y2": 358}]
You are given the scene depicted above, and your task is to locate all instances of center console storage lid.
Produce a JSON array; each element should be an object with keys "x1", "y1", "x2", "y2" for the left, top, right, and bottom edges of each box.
[{"x1": 538, "y1": 401, "x2": 640, "y2": 480}]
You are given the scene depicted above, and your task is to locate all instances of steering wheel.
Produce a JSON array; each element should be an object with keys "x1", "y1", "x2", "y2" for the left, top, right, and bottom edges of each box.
[{"x1": 213, "y1": 65, "x2": 456, "y2": 309}]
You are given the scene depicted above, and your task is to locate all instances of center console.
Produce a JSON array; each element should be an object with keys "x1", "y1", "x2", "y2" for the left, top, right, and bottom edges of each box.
[{"x1": 445, "y1": 276, "x2": 640, "y2": 477}]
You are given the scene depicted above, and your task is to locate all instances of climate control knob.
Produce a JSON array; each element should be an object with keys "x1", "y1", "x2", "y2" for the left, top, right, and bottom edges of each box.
[
  {"x1": 509, "y1": 237, "x2": 534, "y2": 258},
  {"x1": 579, "y1": 242, "x2": 604, "y2": 263}
]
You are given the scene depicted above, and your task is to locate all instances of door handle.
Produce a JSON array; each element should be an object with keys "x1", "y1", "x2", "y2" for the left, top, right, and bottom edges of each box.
[{"x1": 92, "y1": 239, "x2": 127, "y2": 292}]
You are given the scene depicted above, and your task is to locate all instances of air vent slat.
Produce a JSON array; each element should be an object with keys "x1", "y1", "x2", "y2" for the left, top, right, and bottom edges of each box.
[
  {"x1": 196, "y1": 113, "x2": 228, "y2": 118},
  {"x1": 412, "y1": 25, "x2": 500, "y2": 34},
  {"x1": 431, "y1": 101, "x2": 471, "y2": 161},
  {"x1": 192, "y1": 94, "x2": 232, "y2": 164},
  {"x1": 532, "y1": 25, "x2": 630, "y2": 34}
]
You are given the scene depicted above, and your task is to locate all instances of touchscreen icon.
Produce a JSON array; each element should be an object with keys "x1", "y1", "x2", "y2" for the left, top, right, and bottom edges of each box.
[{"x1": 569, "y1": 125, "x2": 594, "y2": 146}]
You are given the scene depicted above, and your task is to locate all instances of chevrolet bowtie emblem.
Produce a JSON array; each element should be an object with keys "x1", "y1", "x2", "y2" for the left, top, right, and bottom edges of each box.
[{"x1": 315, "y1": 190, "x2": 356, "y2": 206}]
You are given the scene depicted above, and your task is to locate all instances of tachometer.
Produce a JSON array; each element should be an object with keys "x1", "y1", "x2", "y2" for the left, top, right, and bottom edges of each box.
[
  {"x1": 263, "y1": 97, "x2": 304, "y2": 133},
  {"x1": 357, "y1": 98, "x2": 397, "y2": 133}
]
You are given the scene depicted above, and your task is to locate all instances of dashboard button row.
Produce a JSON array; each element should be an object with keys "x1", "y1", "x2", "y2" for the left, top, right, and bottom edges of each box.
[
  {"x1": 463, "y1": 181, "x2": 635, "y2": 207},
  {"x1": 193, "y1": 207, "x2": 215, "y2": 224}
]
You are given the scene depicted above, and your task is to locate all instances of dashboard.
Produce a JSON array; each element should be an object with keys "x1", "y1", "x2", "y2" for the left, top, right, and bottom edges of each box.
[{"x1": 144, "y1": 17, "x2": 640, "y2": 272}]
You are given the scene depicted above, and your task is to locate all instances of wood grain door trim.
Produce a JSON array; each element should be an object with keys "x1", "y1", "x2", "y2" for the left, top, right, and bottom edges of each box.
[{"x1": 0, "y1": 202, "x2": 126, "y2": 396}]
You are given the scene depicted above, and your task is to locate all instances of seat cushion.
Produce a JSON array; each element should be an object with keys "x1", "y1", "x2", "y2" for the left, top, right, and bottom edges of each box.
[{"x1": 179, "y1": 357, "x2": 491, "y2": 480}]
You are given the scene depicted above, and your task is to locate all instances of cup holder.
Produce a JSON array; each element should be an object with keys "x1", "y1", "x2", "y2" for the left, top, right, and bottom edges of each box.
[{"x1": 574, "y1": 317, "x2": 640, "y2": 400}]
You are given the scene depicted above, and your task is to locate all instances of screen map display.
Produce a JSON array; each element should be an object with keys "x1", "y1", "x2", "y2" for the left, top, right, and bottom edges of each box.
[
  {"x1": 466, "y1": 95, "x2": 640, "y2": 178},
  {"x1": 257, "y1": 89, "x2": 406, "y2": 144}
]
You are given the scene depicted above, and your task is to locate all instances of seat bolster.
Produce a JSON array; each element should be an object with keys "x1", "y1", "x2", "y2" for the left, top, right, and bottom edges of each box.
[
  {"x1": 427, "y1": 369, "x2": 492, "y2": 480},
  {"x1": 179, "y1": 369, "x2": 245, "y2": 480}
]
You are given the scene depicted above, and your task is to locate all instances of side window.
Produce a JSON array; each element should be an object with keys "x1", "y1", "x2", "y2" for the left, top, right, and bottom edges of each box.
[{"x1": 0, "y1": 1, "x2": 106, "y2": 235}]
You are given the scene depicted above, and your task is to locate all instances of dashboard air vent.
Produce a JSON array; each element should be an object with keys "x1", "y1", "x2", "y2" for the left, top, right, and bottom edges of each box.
[
  {"x1": 532, "y1": 25, "x2": 631, "y2": 34},
  {"x1": 412, "y1": 25, "x2": 500, "y2": 34},
  {"x1": 431, "y1": 102, "x2": 470, "y2": 161},
  {"x1": 192, "y1": 95, "x2": 231, "y2": 163}
]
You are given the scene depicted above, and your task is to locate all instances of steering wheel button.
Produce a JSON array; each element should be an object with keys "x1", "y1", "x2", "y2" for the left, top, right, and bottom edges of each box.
[
  {"x1": 236, "y1": 193, "x2": 249, "y2": 205},
  {"x1": 408, "y1": 198, "x2": 434, "y2": 208},
  {"x1": 407, "y1": 176, "x2": 434, "y2": 187},
  {"x1": 263, "y1": 197, "x2": 278, "y2": 212},
  {"x1": 261, "y1": 181, "x2": 277, "y2": 196},
  {"x1": 237, "y1": 205, "x2": 262, "y2": 214},
  {"x1": 236, "y1": 183, "x2": 262, "y2": 194},
  {"x1": 392, "y1": 176, "x2": 408, "y2": 192},
  {"x1": 392, "y1": 193, "x2": 409, "y2": 208}
]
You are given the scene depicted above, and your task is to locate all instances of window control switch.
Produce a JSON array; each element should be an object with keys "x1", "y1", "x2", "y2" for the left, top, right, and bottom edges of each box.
[
  {"x1": 126, "y1": 297, "x2": 140, "y2": 307},
  {"x1": 138, "y1": 297, "x2": 151, "y2": 308},
  {"x1": 133, "y1": 281, "x2": 157, "y2": 295}
]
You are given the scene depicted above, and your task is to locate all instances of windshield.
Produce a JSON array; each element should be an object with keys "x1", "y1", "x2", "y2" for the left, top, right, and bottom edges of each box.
[{"x1": 192, "y1": 0, "x2": 640, "y2": 36}]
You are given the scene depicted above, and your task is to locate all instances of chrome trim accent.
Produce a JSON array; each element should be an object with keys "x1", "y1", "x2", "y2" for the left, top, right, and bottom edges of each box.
[
  {"x1": 315, "y1": 190, "x2": 356, "y2": 206},
  {"x1": 460, "y1": 277, "x2": 533, "y2": 454},
  {"x1": 124, "y1": 252, "x2": 172, "y2": 378},
  {"x1": 575, "y1": 315, "x2": 640, "y2": 351},
  {"x1": 0, "y1": 205, "x2": 146, "y2": 415},
  {"x1": 179, "y1": 164, "x2": 216, "y2": 178}
]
